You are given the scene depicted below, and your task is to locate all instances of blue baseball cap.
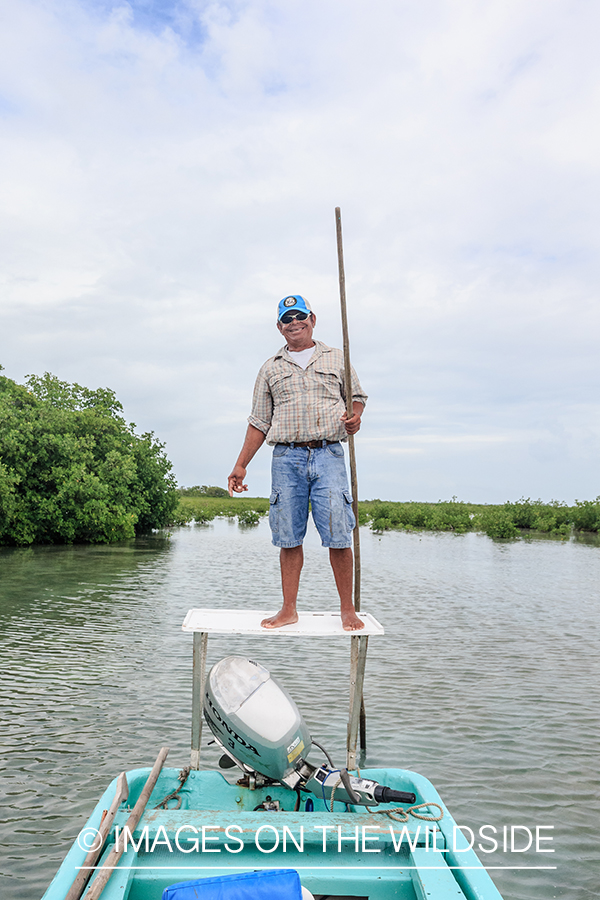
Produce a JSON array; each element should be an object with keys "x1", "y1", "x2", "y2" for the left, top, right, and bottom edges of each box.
[{"x1": 277, "y1": 295, "x2": 313, "y2": 321}]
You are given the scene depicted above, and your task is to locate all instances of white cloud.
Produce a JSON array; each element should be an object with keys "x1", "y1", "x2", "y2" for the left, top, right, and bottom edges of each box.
[{"x1": 1, "y1": 0, "x2": 599, "y2": 502}]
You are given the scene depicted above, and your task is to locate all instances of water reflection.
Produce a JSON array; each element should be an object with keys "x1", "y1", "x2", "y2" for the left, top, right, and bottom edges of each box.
[{"x1": 0, "y1": 522, "x2": 599, "y2": 899}]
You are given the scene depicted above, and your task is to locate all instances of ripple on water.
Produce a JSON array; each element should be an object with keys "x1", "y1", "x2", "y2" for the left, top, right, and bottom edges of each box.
[{"x1": 1, "y1": 522, "x2": 599, "y2": 899}]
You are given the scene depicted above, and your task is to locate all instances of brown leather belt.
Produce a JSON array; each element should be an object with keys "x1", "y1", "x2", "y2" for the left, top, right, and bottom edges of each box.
[{"x1": 278, "y1": 440, "x2": 338, "y2": 449}]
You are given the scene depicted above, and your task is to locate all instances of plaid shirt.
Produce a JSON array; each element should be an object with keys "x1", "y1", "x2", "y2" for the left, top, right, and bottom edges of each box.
[{"x1": 248, "y1": 340, "x2": 368, "y2": 445}]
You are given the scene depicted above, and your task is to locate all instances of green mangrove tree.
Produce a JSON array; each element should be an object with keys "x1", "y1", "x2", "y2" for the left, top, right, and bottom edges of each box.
[{"x1": 0, "y1": 369, "x2": 178, "y2": 545}]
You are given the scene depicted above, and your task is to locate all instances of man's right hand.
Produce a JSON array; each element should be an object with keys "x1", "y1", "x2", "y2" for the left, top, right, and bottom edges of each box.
[
  {"x1": 228, "y1": 425, "x2": 266, "y2": 495},
  {"x1": 228, "y1": 465, "x2": 249, "y2": 496}
]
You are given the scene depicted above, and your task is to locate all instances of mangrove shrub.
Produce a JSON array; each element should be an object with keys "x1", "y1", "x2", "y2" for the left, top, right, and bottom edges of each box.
[
  {"x1": 360, "y1": 496, "x2": 600, "y2": 538},
  {"x1": 0, "y1": 370, "x2": 178, "y2": 545},
  {"x1": 367, "y1": 499, "x2": 472, "y2": 534},
  {"x1": 180, "y1": 485, "x2": 229, "y2": 498}
]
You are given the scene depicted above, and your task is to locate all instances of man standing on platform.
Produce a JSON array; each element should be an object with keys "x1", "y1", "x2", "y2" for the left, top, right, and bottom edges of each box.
[{"x1": 228, "y1": 295, "x2": 367, "y2": 631}]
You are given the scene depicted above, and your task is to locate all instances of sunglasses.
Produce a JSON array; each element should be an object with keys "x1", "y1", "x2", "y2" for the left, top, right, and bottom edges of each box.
[{"x1": 280, "y1": 311, "x2": 312, "y2": 324}]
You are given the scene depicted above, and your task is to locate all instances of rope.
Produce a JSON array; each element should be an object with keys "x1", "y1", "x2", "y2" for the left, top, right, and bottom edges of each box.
[
  {"x1": 329, "y1": 776, "x2": 343, "y2": 810},
  {"x1": 364, "y1": 802, "x2": 444, "y2": 823},
  {"x1": 153, "y1": 766, "x2": 191, "y2": 810}
]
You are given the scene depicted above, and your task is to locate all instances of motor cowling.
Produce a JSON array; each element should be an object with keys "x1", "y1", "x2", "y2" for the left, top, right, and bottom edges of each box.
[
  {"x1": 203, "y1": 656, "x2": 312, "y2": 783},
  {"x1": 203, "y1": 656, "x2": 417, "y2": 809}
]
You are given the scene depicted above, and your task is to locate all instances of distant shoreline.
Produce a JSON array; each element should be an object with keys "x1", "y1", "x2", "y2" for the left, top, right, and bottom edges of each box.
[{"x1": 173, "y1": 494, "x2": 600, "y2": 539}]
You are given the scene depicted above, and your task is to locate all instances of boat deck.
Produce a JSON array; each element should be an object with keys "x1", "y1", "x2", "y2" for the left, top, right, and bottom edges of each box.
[{"x1": 43, "y1": 767, "x2": 503, "y2": 900}]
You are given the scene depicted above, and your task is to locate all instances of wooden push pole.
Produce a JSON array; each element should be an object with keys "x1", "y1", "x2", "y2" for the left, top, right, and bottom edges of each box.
[
  {"x1": 335, "y1": 207, "x2": 367, "y2": 759},
  {"x1": 335, "y1": 207, "x2": 361, "y2": 605},
  {"x1": 82, "y1": 747, "x2": 169, "y2": 900},
  {"x1": 64, "y1": 772, "x2": 129, "y2": 900}
]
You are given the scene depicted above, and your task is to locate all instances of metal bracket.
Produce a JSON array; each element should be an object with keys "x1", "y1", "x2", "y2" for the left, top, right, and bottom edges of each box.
[
  {"x1": 191, "y1": 631, "x2": 208, "y2": 769},
  {"x1": 347, "y1": 634, "x2": 369, "y2": 770}
]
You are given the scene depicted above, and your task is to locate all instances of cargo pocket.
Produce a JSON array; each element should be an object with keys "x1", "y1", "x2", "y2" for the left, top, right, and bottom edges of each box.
[
  {"x1": 343, "y1": 490, "x2": 356, "y2": 531},
  {"x1": 269, "y1": 490, "x2": 280, "y2": 536}
]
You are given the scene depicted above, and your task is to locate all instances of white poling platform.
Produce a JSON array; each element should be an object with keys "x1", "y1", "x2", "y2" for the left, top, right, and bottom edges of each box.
[{"x1": 182, "y1": 608, "x2": 384, "y2": 636}]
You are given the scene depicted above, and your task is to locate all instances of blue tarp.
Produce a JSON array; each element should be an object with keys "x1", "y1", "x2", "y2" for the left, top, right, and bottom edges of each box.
[{"x1": 162, "y1": 869, "x2": 302, "y2": 900}]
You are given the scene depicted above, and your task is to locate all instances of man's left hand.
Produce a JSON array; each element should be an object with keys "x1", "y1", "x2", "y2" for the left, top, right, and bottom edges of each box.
[{"x1": 341, "y1": 410, "x2": 362, "y2": 435}]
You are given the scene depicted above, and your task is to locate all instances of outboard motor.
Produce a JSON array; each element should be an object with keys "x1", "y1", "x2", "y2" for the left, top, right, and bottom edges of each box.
[
  {"x1": 204, "y1": 656, "x2": 416, "y2": 808},
  {"x1": 204, "y1": 656, "x2": 311, "y2": 784}
]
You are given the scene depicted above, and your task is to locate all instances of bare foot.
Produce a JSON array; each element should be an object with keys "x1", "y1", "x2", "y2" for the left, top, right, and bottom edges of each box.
[
  {"x1": 261, "y1": 609, "x2": 299, "y2": 629},
  {"x1": 341, "y1": 609, "x2": 365, "y2": 631}
]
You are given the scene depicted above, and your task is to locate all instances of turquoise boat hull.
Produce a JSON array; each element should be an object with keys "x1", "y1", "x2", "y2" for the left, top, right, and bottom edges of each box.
[{"x1": 42, "y1": 766, "x2": 503, "y2": 900}]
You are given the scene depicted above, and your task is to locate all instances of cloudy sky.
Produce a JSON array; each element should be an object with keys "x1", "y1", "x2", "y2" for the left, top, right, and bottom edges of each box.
[{"x1": 1, "y1": 0, "x2": 599, "y2": 503}]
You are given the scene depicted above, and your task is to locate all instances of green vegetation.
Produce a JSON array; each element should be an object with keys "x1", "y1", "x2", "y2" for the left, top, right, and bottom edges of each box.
[
  {"x1": 0, "y1": 369, "x2": 178, "y2": 545},
  {"x1": 2, "y1": 364, "x2": 596, "y2": 547},
  {"x1": 360, "y1": 497, "x2": 600, "y2": 539},
  {"x1": 361, "y1": 499, "x2": 472, "y2": 533},
  {"x1": 180, "y1": 485, "x2": 229, "y2": 498},
  {"x1": 171, "y1": 494, "x2": 269, "y2": 526},
  {"x1": 169, "y1": 493, "x2": 600, "y2": 539}
]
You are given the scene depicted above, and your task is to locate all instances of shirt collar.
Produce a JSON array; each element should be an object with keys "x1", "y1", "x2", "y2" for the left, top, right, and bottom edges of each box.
[{"x1": 275, "y1": 340, "x2": 330, "y2": 365}]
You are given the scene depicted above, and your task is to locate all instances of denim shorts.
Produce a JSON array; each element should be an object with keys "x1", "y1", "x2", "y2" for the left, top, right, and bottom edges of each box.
[{"x1": 269, "y1": 442, "x2": 355, "y2": 548}]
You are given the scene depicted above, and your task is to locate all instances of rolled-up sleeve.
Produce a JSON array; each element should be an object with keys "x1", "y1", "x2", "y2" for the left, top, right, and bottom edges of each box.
[
  {"x1": 247, "y1": 366, "x2": 273, "y2": 434},
  {"x1": 342, "y1": 363, "x2": 368, "y2": 408}
]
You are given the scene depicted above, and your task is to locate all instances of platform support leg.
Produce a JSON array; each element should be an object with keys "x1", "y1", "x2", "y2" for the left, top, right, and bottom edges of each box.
[
  {"x1": 347, "y1": 634, "x2": 368, "y2": 770},
  {"x1": 191, "y1": 631, "x2": 208, "y2": 770}
]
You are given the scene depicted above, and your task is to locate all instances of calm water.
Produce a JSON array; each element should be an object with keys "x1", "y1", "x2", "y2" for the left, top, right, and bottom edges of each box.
[{"x1": 1, "y1": 520, "x2": 599, "y2": 900}]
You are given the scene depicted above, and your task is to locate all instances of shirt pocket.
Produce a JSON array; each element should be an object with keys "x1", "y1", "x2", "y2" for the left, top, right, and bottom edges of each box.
[
  {"x1": 312, "y1": 365, "x2": 343, "y2": 401},
  {"x1": 269, "y1": 371, "x2": 295, "y2": 403}
]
